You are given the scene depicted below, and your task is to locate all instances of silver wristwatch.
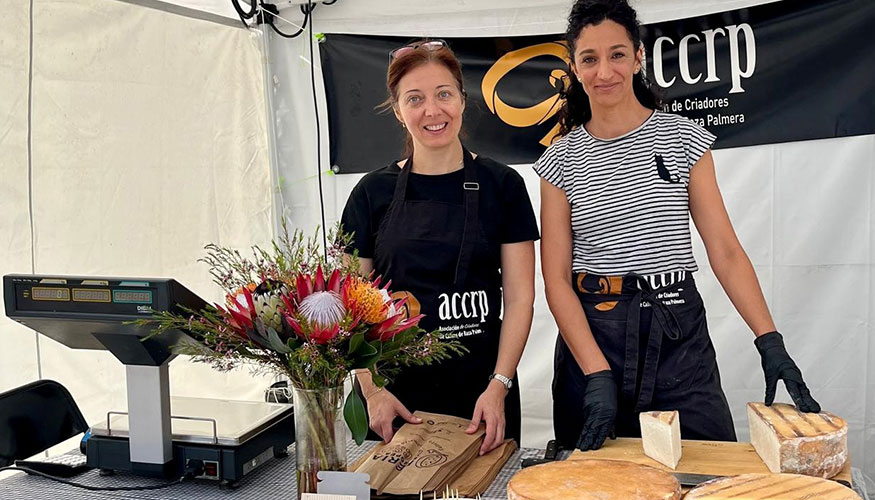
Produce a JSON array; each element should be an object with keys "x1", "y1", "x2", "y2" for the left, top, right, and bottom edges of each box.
[{"x1": 488, "y1": 373, "x2": 513, "y2": 390}]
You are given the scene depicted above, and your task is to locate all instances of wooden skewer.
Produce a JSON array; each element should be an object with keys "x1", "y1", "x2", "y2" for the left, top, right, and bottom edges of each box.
[{"x1": 418, "y1": 487, "x2": 482, "y2": 499}]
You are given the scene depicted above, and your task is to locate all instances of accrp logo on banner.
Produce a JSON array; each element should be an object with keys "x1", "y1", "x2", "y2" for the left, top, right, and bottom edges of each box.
[{"x1": 651, "y1": 23, "x2": 756, "y2": 94}]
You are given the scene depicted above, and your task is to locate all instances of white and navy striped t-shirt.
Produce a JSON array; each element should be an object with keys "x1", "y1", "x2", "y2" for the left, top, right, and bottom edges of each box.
[{"x1": 534, "y1": 111, "x2": 715, "y2": 276}]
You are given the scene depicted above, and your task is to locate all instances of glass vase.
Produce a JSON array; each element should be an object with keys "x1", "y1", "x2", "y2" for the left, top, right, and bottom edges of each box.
[{"x1": 291, "y1": 384, "x2": 348, "y2": 498}]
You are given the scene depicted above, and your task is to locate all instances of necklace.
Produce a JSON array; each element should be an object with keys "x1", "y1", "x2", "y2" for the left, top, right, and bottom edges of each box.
[{"x1": 410, "y1": 156, "x2": 464, "y2": 175}]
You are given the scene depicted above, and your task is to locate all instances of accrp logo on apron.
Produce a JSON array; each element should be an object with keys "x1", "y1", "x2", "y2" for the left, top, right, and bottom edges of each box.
[{"x1": 434, "y1": 289, "x2": 490, "y2": 340}]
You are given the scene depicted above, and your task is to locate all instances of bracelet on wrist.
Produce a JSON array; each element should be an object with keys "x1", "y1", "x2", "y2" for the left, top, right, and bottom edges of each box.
[{"x1": 363, "y1": 386, "x2": 384, "y2": 400}]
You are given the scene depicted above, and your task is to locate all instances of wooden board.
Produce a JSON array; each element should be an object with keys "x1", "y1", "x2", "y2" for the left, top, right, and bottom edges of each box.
[{"x1": 569, "y1": 438, "x2": 852, "y2": 486}]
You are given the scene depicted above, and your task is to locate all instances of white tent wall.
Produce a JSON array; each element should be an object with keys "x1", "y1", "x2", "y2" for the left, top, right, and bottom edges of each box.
[
  {"x1": 0, "y1": 0, "x2": 276, "y2": 455},
  {"x1": 267, "y1": 0, "x2": 875, "y2": 488},
  {"x1": 0, "y1": 1, "x2": 41, "y2": 393}
]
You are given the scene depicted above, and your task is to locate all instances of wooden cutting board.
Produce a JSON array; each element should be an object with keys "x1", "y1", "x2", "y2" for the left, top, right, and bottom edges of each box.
[{"x1": 569, "y1": 438, "x2": 852, "y2": 486}]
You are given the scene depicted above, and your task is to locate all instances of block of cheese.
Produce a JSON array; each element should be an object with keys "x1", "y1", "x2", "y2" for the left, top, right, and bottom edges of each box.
[
  {"x1": 684, "y1": 473, "x2": 861, "y2": 499},
  {"x1": 507, "y1": 459, "x2": 680, "y2": 500},
  {"x1": 747, "y1": 402, "x2": 848, "y2": 478},
  {"x1": 640, "y1": 410, "x2": 682, "y2": 469}
]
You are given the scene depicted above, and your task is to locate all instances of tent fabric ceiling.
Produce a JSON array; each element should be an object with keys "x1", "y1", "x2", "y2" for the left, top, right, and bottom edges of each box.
[{"x1": 115, "y1": 0, "x2": 783, "y2": 27}]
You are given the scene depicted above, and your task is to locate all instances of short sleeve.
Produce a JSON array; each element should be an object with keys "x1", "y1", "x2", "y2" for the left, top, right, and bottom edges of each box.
[
  {"x1": 679, "y1": 118, "x2": 716, "y2": 169},
  {"x1": 500, "y1": 170, "x2": 540, "y2": 244},
  {"x1": 340, "y1": 184, "x2": 374, "y2": 258},
  {"x1": 533, "y1": 140, "x2": 565, "y2": 190}
]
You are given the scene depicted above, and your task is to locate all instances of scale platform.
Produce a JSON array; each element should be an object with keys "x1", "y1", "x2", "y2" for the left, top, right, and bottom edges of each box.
[{"x1": 87, "y1": 396, "x2": 295, "y2": 484}]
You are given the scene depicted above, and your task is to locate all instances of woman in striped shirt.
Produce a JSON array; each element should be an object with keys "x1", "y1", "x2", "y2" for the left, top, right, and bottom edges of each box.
[{"x1": 536, "y1": 0, "x2": 820, "y2": 451}]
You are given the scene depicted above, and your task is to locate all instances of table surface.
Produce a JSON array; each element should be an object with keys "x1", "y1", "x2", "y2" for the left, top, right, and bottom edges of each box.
[{"x1": 0, "y1": 442, "x2": 868, "y2": 500}]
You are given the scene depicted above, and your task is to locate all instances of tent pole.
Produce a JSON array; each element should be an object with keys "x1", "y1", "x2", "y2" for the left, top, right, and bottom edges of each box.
[{"x1": 257, "y1": 21, "x2": 286, "y2": 239}]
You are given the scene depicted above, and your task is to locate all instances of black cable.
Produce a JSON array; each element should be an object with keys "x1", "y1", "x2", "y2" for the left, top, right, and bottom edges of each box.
[
  {"x1": 235, "y1": 9, "x2": 250, "y2": 29},
  {"x1": 266, "y1": 4, "x2": 310, "y2": 39},
  {"x1": 0, "y1": 465, "x2": 193, "y2": 492},
  {"x1": 231, "y1": 0, "x2": 257, "y2": 20},
  {"x1": 323, "y1": 0, "x2": 338, "y2": 4},
  {"x1": 307, "y1": 0, "x2": 328, "y2": 261},
  {"x1": 0, "y1": 459, "x2": 205, "y2": 491}
]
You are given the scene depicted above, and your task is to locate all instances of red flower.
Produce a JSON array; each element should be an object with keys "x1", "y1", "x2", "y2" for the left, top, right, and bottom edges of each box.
[
  {"x1": 292, "y1": 266, "x2": 341, "y2": 304},
  {"x1": 309, "y1": 323, "x2": 341, "y2": 344},
  {"x1": 280, "y1": 266, "x2": 345, "y2": 344},
  {"x1": 366, "y1": 293, "x2": 423, "y2": 342},
  {"x1": 217, "y1": 287, "x2": 257, "y2": 338}
]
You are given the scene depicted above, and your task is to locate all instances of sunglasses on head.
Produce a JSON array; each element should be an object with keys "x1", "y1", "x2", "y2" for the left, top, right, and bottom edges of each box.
[{"x1": 389, "y1": 39, "x2": 449, "y2": 62}]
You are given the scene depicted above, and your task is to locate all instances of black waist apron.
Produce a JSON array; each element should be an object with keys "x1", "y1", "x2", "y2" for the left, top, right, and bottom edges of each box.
[
  {"x1": 553, "y1": 272, "x2": 735, "y2": 448},
  {"x1": 365, "y1": 150, "x2": 521, "y2": 443}
]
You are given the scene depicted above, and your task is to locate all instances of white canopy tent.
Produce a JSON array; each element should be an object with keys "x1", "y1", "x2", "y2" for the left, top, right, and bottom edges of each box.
[{"x1": 1, "y1": 0, "x2": 872, "y2": 493}]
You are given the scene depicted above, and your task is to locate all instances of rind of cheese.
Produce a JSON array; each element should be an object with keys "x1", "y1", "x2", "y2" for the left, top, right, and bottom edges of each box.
[
  {"x1": 747, "y1": 402, "x2": 848, "y2": 478},
  {"x1": 507, "y1": 459, "x2": 680, "y2": 500},
  {"x1": 648, "y1": 411, "x2": 677, "y2": 426},
  {"x1": 684, "y1": 473, "x2": 861, "y2": 499},
  {"x1": 640, "y1": 410, "x2": 682, "y2": 469}
]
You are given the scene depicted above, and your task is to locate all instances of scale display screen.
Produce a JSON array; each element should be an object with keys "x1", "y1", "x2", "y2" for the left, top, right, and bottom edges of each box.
[
  {"x1": 32, "y1": 287, "x2": 70, "y2": 301},
  {"x1": 28, "y1": 286, "x2": 152, "y2": 304},
  {"x1": 113, "y1": 290, "x2": 153, "y2": 304},
  {"x1": 72, "y1": 288, "x2": 111, "y2": 303}
]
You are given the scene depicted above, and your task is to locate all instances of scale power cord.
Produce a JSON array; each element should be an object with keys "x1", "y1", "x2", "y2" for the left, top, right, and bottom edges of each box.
[{"x1": 0, "y1": 459, "x2": 205, "y2": 492}]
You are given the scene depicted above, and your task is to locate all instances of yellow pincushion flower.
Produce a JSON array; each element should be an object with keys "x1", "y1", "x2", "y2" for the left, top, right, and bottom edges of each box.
[{"x1": 346, "y1": 278, "x2": 387, "y2": 324}]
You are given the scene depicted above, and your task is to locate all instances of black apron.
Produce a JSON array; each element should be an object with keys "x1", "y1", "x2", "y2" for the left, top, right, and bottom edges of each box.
[
  {"x1": 361, "y1": 150, "x2": 521, "y2": 443},
  {"x1": 553, "y1": 272, "x2": 736, "y2": 448}
]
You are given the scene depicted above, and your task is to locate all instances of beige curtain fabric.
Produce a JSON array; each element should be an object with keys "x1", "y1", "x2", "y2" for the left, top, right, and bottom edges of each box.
[
  {"x1": 0, "y1": 0, "x2": 275, "y2": 435},
  {"x1": 0, "y1": 0, "x2": 40, "y2": 393}
]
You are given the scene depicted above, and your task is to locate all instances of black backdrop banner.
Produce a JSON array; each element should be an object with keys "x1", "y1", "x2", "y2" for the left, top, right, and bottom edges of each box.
[{"x1": 320, "y1": 0, "x2": 875, "y2": 174}]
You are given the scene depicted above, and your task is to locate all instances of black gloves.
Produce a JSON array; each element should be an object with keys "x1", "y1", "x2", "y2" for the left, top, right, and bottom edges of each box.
[
  {"x1": 754, "y1": 331, "x2": 821, "y2": 413},
  {"x1": 576, "y1": 370, "x2": 617, "y2": 451}
]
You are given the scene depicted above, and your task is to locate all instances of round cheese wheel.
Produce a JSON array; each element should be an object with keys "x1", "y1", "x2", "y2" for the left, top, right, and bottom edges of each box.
[
  {"x1": 684, "y1": 473, "x2": 861, "y2": 499},
  {"x1": 507, "y1": 459, "x2": 681, "y2": 500}
]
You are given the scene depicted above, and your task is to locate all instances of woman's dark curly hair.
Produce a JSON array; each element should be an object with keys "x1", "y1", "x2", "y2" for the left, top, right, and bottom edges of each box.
[{"x1": 556, "y1": 0, "x2": 662, "y2": 138}]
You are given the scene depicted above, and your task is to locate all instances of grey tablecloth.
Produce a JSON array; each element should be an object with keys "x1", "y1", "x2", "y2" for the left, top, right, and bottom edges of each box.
[
  {"x1": 0, "y1": 442, "x2": 540, "y2": 500},
  {"x1": 0, "y1": 443, "x2": 868, "y2": 499}
]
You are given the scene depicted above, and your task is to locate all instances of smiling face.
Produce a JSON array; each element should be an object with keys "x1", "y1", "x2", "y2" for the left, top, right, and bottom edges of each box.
[
  {"x1": 392, "y1": 62, "x2": 465, "y2": 152},
  {"x1": 570, "y1": 19, "x2": 643, "y2": 110}
]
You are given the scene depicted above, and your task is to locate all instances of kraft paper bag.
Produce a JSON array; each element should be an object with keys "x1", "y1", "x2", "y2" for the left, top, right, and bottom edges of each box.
[{"x1": 352, "y1": 412, "x2": 483, "y2": 495}]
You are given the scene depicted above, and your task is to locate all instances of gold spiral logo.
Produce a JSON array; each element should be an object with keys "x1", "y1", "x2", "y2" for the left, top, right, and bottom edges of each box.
[
  {"x1": 481, "y1": 42, "x2": 571, "y2": 146},
  {"x1": 390, "y1": 290, "x2": 421, "y2": 319}
]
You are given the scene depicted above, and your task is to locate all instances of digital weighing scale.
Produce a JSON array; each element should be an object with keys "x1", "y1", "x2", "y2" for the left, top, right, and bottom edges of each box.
[{"x1": 3, "y1": 274, "x2": 295, "y2": 486}]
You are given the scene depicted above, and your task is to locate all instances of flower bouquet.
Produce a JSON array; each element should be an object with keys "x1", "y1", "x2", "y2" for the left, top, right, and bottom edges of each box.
[{"x1": 142, "y1": 225, "x2": 463, "y2": 496}]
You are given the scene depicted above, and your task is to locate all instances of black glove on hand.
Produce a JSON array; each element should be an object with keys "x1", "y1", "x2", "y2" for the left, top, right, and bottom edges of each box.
[
  {"x1": 754, "y1": 331, "x2": 821, "y2": 413},
  {"x1": 576, "y1": 370, "x2": 617, "y2": 451}
]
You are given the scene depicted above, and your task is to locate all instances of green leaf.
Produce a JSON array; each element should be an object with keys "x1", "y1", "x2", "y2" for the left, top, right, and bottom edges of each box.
[
  {"x1": 348, "y1": 332, "x2": 364, "y2": 355},
  {"x1": 357, "y1": 339, "x2": 379, "y2": 356},
  {"x1": 353, "y1": 340, "x2": 381, "y2": 369},
  {"x1": 343, "y1": 389, "x2": 368, "y2": 445},
  {"x1": 267, "y1": 328, "x2": 292, "y2": 353}
]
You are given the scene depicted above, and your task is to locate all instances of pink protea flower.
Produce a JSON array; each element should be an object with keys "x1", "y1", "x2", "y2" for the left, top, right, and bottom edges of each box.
[
  {"x1": 298, "y1": 291, "x2": 345, "y2": 328},
  {"x1": 279, "y1": 266, "x2": 345, "y2": 344}
]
